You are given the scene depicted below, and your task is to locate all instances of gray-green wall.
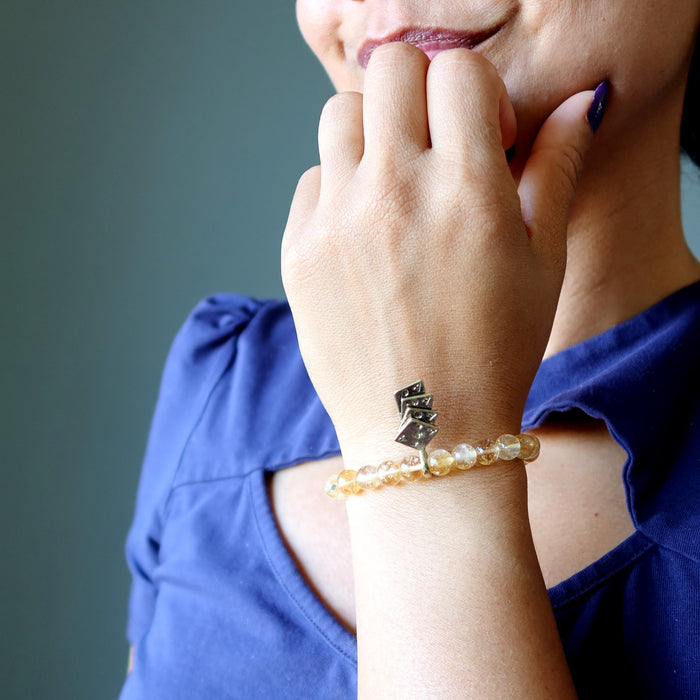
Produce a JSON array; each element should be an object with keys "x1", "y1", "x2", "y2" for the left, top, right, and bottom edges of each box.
[
  {"x1": 3, "y1": 3, "x2": 700, "y2": 699},
  {"x1": 3, "y1": 3, "x2": 330, "y2": 698}
]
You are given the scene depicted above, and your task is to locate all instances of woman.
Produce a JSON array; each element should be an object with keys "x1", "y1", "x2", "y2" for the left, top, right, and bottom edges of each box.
[{"x1": 121, "y1": 0, "x2": 700, "y2": 697}]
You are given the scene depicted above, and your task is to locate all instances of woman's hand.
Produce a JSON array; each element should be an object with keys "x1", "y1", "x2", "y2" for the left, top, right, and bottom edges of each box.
[{"x1": 282, "y1": 42, "x2": 598, "y2": 466}]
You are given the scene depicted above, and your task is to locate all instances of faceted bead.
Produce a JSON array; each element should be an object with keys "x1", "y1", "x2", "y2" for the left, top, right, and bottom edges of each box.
[
  {"x1": 356, "y1": 465, "x2": 381, "y2": 490},
  {"x1": 399, "y1": 455, "x2": 423, "y2": 481},
  {"x1": 324, "y1": 475, "x2": 348, "y2": 500},
  {"x1": 518, "y1": 433, "x2": 541, "y2": 462},
  {"x1": 476, "y1": 439, "x2": 499, "y2": 465},
  {"x1": 377, "y1": 460, "x2": 402, "y2": 486},
  {"x1": 428, "y1": 449, "x2": 454, "y2": 476},
  {"x1": 452, "y1": 443, "x2": 477, "y2": 470},
  {"x1": 337, "y1": 469, "x2": 361, "y2": 495},
  {"x1": 496, "y1": 434, "x2": 521, "y2": 461}
]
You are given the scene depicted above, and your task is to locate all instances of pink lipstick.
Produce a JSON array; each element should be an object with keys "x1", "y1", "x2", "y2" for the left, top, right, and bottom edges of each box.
[{"x1": 358, "y1": 26, "x2": 503, "y2": 69}]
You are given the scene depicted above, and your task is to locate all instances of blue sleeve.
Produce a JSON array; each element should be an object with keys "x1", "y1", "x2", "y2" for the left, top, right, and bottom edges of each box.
[{"x1": 124, "y1": 293, "x2": 262, "y2": 645}]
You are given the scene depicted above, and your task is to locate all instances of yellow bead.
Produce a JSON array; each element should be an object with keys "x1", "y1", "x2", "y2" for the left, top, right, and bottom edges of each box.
[
  {"x1": 496, "y1": 434, "x2": 521, "y2": 461},
  {"x1": 356, "y1": 465, "x2": 381, "y2": 490},
  {"x1": 377, "y1": 460, "x2": 402, "y2": 486},
  {"x1": 399, "y1": 455, "x2": 423, "y2": 481},
  {"x1": 428, "y1": 449, "x2": 454, "y2": 476},
  {"x1": 324, "y1": 475, "x2": 347, "y2": 500},
  {"x1": 476, "y1": 439, "x2": 499, "y2": 465},
  {"x1": 452, "y1": 443, "x2": 477, "y2": 469},
  {"x1": 518, "y1": 434, "x2": 540, "y2": 462},
  {"x1": 337, "y1": 469, "x2": 360, "y2": 494}
]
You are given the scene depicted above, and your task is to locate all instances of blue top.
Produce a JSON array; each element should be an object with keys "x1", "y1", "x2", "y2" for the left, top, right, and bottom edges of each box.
[{"x1": 120, "y1": 283, "x2": 700, "y2": 699}]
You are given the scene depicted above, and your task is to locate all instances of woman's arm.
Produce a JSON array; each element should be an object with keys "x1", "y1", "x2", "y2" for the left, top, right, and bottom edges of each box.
[{"x1": 282, "y1": 43, "x2": 600, "y2": 696}]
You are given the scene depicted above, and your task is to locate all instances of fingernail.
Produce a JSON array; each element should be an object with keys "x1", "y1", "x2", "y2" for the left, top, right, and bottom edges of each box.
[{"x1": 586, "y1": 80, "x2": 609, "y2": 134}]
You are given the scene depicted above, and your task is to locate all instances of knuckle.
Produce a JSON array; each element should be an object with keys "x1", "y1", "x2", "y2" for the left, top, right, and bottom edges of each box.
[
  {"x1": 368, "y1": 40, "x2": 427, "y2": 70},
  {"x1": 320, "y1": 91, "x2": 360, "y2": 122},
  {"x1": 319, "y1": 92, "x2": 361, "y2": 134},
  {"x1": 554, "y1": 141, "x2": 585, "y2": 193},
  {"x1": 299, "y1": 163, "x2": 322, "y2": 185},
  {"x1": 280, "y1": 232, "x2": 302, "y2": 281},
  {"x1": 359, "y1": 159, "x2": 421, "y2": 218},
  {"x1": 282, "y1": 226, "x2": 323, "y2": 287},
  {"x1": 294, "y1": 164, "x2": 322, "y2": 200},
  {"x1": 372, "y1": 183, "x2": 417, "y2": 226},
  {"x1": 282, "y1": 166, "x2": 320, "y2": 245},
  {"x1": 281, "y1": 249, "x2": 316, "y2": 296},
  {"x1": 429, "y1": 47, "x2": 499, "y2": 84}
]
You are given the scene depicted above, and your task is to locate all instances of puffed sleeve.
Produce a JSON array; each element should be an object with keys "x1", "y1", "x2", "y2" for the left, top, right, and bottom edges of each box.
[{"x1": 124, "y1": 293, "x2": 261, "y2": 646}]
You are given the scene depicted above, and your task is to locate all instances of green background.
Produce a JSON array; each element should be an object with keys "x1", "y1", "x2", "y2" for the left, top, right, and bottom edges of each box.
[{"x1": 3, "y1": 3, "x2": 700, "y2": 699}]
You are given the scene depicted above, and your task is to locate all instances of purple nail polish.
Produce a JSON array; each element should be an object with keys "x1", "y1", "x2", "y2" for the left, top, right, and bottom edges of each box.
[{"x1": 586, "y1": 80, "x2": 609, "y2": 134}]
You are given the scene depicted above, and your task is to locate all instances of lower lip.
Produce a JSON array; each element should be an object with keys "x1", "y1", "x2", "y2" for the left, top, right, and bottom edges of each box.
[{"x1": 359, "y1": 29, "x2": 502, "y2": 69}]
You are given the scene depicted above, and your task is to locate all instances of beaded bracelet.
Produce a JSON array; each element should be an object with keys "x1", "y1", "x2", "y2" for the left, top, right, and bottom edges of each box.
[{"x1": 323, "y1": 432, "x2": 540, "y2": 500}]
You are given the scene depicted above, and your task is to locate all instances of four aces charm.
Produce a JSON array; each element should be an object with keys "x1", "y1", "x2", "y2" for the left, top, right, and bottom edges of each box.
[{"x1": 394, "y1": 380, "x2": 439, "y2": 474}]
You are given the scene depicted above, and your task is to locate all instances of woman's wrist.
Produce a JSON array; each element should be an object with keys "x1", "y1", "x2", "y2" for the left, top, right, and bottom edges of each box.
[
  {"x1": 344, "y1": 454, "x2": 530, "y2": 530},
  {"x1": 335, "y1": 378, "x2": 527, "y2": 467}
]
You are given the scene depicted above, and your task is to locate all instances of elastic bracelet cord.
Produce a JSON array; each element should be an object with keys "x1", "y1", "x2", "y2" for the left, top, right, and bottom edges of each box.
[{"x1": 324, "y1": 432, "x2": 540, "y2": 500}]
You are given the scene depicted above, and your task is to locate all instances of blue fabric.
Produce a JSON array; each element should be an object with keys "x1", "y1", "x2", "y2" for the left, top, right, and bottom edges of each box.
[{"x1": 120, "y1": 283, "x2": 700, "y2": 699}]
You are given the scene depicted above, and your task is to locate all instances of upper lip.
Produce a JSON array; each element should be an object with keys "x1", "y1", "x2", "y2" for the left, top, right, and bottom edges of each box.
[{"x1": 358, "y1": 25, "x2": 504, "y2": 69}]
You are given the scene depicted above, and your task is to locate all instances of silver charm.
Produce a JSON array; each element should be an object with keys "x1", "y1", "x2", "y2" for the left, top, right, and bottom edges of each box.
[{"x1": 394, "y1": 380, "x2": 439, "y2": 474}]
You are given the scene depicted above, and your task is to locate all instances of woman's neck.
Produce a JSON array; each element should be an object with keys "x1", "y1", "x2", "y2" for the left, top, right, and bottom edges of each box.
[{"x1": 544, "y1": 104, "x2": 700, "y2": 358}]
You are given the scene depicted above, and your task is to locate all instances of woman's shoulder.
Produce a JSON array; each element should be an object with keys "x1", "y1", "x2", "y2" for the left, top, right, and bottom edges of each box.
[{"x1": 145, "y1": 293, "x2": 338, "y2": 492}]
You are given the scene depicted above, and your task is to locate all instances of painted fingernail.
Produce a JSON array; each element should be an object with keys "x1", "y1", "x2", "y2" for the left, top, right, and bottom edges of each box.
[{"x1": 586, "y1": 80, "x2": 609, "y2": 134}]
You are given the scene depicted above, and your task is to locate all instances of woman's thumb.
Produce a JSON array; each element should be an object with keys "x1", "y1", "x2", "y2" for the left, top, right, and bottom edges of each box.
[{"x1": 518, "y1": 82, "x2": 609, "y2": 262}]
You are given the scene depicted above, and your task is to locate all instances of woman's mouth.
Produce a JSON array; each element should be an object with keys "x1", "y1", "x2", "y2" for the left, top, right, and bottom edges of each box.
[{"x1": 358, "y1": 25, "x2": 505, "y2": 69}]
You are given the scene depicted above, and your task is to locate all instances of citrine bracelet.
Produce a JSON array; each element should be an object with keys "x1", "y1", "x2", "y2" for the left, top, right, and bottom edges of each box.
[
  {"x1": 323, "y1": 432, "x2": 540, "y2": 500},
  {"x1": 323, "y1": 380, "x2": 540, "y2": 500}
]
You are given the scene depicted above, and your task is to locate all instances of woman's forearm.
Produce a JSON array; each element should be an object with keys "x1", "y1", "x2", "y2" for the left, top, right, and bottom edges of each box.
[{"x1": 346, "y1": 460, "x2": 576, "y2": 699}]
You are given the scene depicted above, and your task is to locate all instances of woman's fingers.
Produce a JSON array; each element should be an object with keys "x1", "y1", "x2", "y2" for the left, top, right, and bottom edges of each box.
[
  {"x1": 518, "y1": 87, "x2": 605, "y2": 267},
  {"x1": 361, "y1": 42, "x2": 431, "y2": 157},
  {"x1": 318, "y1": 44, "x2": 516, "y2": 188},
  {"x1": 427, "y1": 49, "x2": 516, "y2": 170},
  {"x1": 318, "y1": 91, "x2": 364, "y2": 181}
]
